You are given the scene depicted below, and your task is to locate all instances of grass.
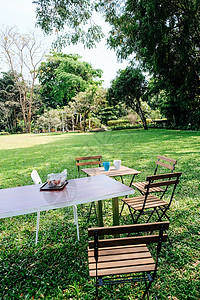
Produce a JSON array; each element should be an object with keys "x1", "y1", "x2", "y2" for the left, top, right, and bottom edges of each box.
[{"x1": 0, "y1": 129, "x2": 200, "y2": 299}]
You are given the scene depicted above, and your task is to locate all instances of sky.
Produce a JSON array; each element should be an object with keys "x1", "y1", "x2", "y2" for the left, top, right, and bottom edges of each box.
[{"x1": 0, "y1": 0, "x2": 129, "y2": 88}]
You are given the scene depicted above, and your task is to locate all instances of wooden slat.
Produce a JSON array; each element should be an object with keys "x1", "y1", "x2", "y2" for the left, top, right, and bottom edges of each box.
[
  {"x1": 155, "y1": 160, "x2": 175, "y2": 170},
  {"x1": 76, "y1": 161, "x2": 102, "y2": 167},
  {"x1": 88, "y1": 250, "x2": 151, "y2": 263},
  {"x1": 146, "y1": 179, "x2": 180, "y2": 189},
  {"x1": 75, "y1": 155, "x2": 102, "y2": 161},
  {"x1": 88, "y1": 221, "x2": 169, "y2": 237},
  {"x1": 89, "y1": 263, "x2": 156, "y2": 277},
  {"x1": 122, "y1": 195, "x2": 168, "y2": 210},
  {"x1": 123, "y1": 194, "x2": 158, "y2": 203},
  {"x1": 88, "y1": 234, "x2": 168, "y2": 249},
  {"x1": 89, "y1": 257, "x2": 155, "y2": 270},
  {"x1": 88, "y1": 244, "x2": 148, "y2": 257},
  {"x1": 132, "y1": 182, "x2": 147, "y2": 193},
  {"x1": 123, "y1": 196, "x2": 167, "y2": 206},
  {"x1": 146, "y1": 172, "x2": 182, "y2": 181},
  {"x1": 126, "y1": 201, "x2": 167, "y2": 211},
  {"x1": 157, "y1": 155, "x2": 177, "y2": 164},
  {"x1": 132, "y1": 182, "x2": 164, "y2": 193}
]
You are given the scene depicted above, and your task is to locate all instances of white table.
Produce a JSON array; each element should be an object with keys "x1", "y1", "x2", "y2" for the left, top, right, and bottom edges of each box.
[{"x1": 0, "y1": 175, "x2": 134, "y2": 243}]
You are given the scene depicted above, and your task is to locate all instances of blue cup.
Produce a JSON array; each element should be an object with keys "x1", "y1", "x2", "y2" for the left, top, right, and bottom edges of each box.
[{"x1": 103, "y1": 161, "x2": 110, "y2": 171}]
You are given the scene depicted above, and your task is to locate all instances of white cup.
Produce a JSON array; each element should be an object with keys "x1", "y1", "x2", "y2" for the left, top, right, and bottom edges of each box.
[{"x1": 113, "y1": 160, "x2": 121, "y2": 170}]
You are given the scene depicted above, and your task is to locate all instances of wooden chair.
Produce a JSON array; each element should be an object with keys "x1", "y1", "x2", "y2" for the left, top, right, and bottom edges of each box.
[
  {"x1": 88, "y1": 222, "x2": 169, "y2": 299},
  {"x1": 75, "y1": 155, "x2": 103, "y2": 220},
  {"x1": 75, "y1": 155, "x2": 103, "y2": 177},
  {"x1": 120, "y1": 172, "x2": 182, "y2": 224},
  {"x1": 132, "y1": 155, "x2": 177, "y2": 195}
]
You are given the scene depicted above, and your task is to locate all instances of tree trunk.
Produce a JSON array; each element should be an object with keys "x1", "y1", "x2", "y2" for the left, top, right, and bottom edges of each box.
[
  {"x1": 135, "y1": 97, "x2": 148, "y2": 130},
  {"x1": 72, "y1": 114, "x2": 74, "y2": 131},
  {"x1": 65, "y1": 118, "x2": 68, "y2": 132},
  {"x1": 27, "y1": 70, "x2": 36, "y2": 133},
  {"x1": 80, "y1": 114, "x2": 83, "y2": 131},
  {"x1": 83, "y1": 115, "x2": 87, "y2": 131}
]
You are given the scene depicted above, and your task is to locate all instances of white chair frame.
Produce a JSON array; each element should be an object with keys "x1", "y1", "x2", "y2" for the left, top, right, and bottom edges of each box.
[{"x1": 31, "y1": 170, "x2": 80, "y2": 244}]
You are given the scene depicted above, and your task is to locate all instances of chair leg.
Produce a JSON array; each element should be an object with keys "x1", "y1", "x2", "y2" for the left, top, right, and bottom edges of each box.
[
  {"x1": 35, "y1": 211, "x2": 40, "y2": 245},
  {"x1": 119, "y1": 202, "x2": 125, "y2": 217},
  {"x1": 142, "y1": 279, "x2": 153, "y2": 299},
  {"x1": 87, "y1": 202, "x2": 97, "y2": 223},
  {"x1": 73, "y1": 205, "x2": 80, "y2": 241},
  {"x1": 128, "y1": 206, "x2": 137, "y2": 223},
  {"x1": 135, "y1": 210, "x2": 143, "y2": 224},
  {"x1": 96, "y1": 283, "x2": 98, "y2": 300},
  {"x1": 157, "y1": 207, "x2": 170, "y2": 222},
  {"x1": 146, "y1": 208, "x2": 157, "y2": 223}
]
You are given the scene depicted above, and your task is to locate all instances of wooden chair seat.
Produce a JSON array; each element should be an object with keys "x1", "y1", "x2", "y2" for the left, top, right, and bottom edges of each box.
[
  {"x1": 132, "y1": 181, "x2": 164, "y2": 194},
  {"x1": 133, "y1": 155, "x2": 177, "y2": 195},
  {"x1": 88, "y1": 222, "x2": 169, "y2": 299},
  {"x1": 88, "y1": 244, "x2": 155, "y2": 277},
  {"x1": 122, "y1": 194, "x2": 168, "y2": 211},
  {"x1": 120, "y1": 172, "x2": 182, "y2": 224}
]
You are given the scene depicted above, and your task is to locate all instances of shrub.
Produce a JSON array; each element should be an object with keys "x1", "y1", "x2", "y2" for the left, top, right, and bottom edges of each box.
[
  {"x1": 107, "y1": 119, "x2": 130, "y2": 126},
  {"x1": 110, "y1": 124, "x2": 143, "y2": 130}
]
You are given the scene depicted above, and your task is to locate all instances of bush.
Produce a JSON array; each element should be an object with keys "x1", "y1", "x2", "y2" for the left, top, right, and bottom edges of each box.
[
  {"x1": 107, "y1": 119, "x2": 130, "y2": 126},
  {"x1": 0, "y1": 131, "x2": 10, "y2": 135},
  {"x1": 110, "y1": 124, "x2": 143, "y2": 130}
]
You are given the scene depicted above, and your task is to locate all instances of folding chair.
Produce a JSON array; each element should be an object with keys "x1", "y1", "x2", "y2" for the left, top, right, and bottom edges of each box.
[
  {"x1": 31, "y1": 170, "x2": 80, "y2": 244},
  {"x1": 75, "y1": 155, "x2": 102, "y2": 176},
  {"x1": 75, "y1": 155, "x2": 103, "y2": 221},
  {"x1": 120, "y1": 172, "x2": 182, "y2": 224},
  {"x1": 132, "y1": 155, "x2": 177, "y2": 196},
  {"x1": 88, "y1": 222, "x2": 169, "y2": 299}
]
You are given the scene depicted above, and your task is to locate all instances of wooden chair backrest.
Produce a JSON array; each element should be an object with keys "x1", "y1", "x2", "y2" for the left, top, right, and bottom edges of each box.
[
  {"x1": 88, "y1": 222, "x2": 169, "y2": 249},
  {"x1": 144, "y1": 172, "x2": 182, "y2": 189},
  {"x1": 75, "y1": 155, "x2": 102, "y2": 168},
  {"x1": 155, "y1": 155, "x2": 177, "y2": 174}
]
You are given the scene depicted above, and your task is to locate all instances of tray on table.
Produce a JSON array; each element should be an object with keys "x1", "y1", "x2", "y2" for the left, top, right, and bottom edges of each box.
[{"x1": 40, "y1": 180, "x2": 68, "y2": 191}]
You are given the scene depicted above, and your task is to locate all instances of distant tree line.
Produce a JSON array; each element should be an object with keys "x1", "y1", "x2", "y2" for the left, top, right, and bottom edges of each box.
[{"x1": 33, "y1": 0, "x2": 200, "y2": 130}]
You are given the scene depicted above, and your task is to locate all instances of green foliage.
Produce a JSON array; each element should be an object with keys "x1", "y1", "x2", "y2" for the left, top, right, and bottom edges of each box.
[
  {"x1": 105, "y1": 0, "x2": 200, "y2": 126},
  {"x1": 97, "y1": 104, "x2": 127, "y2": 125},
  {"x1": 34, "y1": 0, "x2": 200, "y2": 127},
  {"x1": 107, "y1": 119, "x2": 130, "y2": 126},
  {"x1": 110, "y1": 124, "x2": 143, "y2": 130},
  {"x1": 37, "y1": 52, "x2": 103, "y2": 108},
  {"x1": 0, "y1": 130, "x2": 200, "y2": 299},
  {"x1": 0, "y1": 72, "x2": 20, "y2": 132},
  {"x1": 34, "y1": 0, "x2": 104, "y2": 48},
  {"x1": 35, "y1": 109, "x2": 61, "y2": 132},
  {"x1": 71, "y1": 86, "x2": 106, "y2": 131},
  {"x1": 108, "y1": 66, "x2": 148, "y2": 129}
]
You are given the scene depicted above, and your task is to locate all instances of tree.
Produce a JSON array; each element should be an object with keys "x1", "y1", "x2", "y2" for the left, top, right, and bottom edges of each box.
[
  {"x1": 33, "y1": 0, "x2": 104, "y2": 49},
  {"x1": 37, "y1": 52, "x2": 103, "y2": 108},
  {"x1": 36, "y1": 109, "x2": 61, "y2": 132},
  {"x1": 34, "y1": 0, "x2": 200, "y2": 127},
  {"x1": 0, "y1": 27, "x2": 46, "y2": 132},
  {"x1": 104, "y1": 0, "x2": 200, "y2": 126},
  {"x1": 72, "y1": 86, "x2": 106, "y2": 131},
  {"x1": 0, "y1": 72, "x2": 20, "y2": 132},
  {"x1": 108, "y1": 66, "x2": 148, "y2": 129}
]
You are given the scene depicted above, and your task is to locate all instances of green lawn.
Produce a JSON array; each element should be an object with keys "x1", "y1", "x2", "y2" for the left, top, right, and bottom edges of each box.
[{"x1": 0, "y1": 129, "x2": 199, "y2": 299}]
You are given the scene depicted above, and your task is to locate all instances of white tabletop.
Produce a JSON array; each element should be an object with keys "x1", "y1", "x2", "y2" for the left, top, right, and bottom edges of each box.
[{"x1": 0, "y1": 175, "x2": 134, "y2": 219}]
